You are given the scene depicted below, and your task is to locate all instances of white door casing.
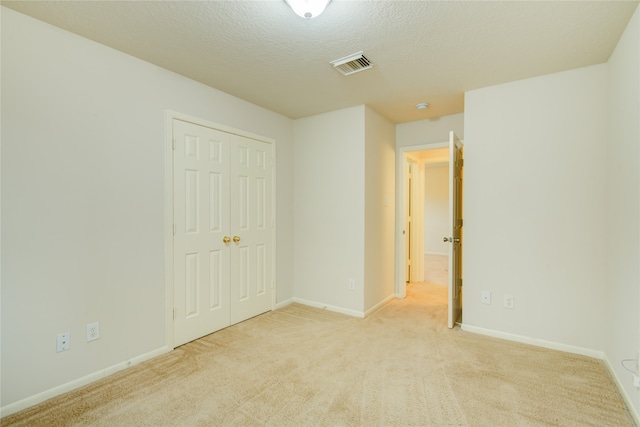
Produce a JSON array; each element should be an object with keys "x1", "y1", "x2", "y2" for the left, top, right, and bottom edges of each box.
[
  {"x1": 447, "y1": 131, "x2": 463, "y2": 329},
  {"x1": 405, "y1": 159, "x2": 414, "y2": 281},
  {"x1": 395, "y1": 141, "x2": 448, "y2": 299},
  {"x1": 171, "y1": 117, "x2": 273, "y2": 347},
  {"x1": 405, "y1": 157, "x2": 424, "y2": 283}
]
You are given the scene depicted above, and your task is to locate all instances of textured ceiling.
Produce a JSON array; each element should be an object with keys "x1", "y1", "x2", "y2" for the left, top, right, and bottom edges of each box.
[{"x1": 3, "y1": 0, "x2": 638, "y2": 123}]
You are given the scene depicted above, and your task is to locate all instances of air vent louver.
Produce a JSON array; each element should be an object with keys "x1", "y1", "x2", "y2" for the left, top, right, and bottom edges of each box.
[{"x1": 330, "y1": 51, "x2": 373, "y2": 76}]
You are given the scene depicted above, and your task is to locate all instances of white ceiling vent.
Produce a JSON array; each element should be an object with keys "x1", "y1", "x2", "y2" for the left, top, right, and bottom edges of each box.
[{"x1": 330, "y1": 51, "x2": 373, "y2": 76}]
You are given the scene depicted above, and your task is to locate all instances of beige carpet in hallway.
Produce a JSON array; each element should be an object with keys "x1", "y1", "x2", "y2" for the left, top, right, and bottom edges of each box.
[{"x1": 3, "y1": 282, "x2": 635, "y2": 426}]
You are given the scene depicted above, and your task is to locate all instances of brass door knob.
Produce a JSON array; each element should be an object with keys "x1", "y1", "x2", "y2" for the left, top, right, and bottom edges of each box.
[
  {"x1": 223, "y1": 236, "x2": 231, "y2": 244},
  {"x1": 233, "y1": 236, "x2": 241, "y2": 243}
]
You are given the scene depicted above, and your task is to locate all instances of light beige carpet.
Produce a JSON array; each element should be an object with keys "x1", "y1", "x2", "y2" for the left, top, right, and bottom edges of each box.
[{"x1": 3, "y1": 282, "x2": 635, "y2": 426}]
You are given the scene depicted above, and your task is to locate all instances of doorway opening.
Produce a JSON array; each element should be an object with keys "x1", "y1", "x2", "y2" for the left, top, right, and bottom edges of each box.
[{"x1": 395, "y1": 133, "x2": 463, "y2": 328}]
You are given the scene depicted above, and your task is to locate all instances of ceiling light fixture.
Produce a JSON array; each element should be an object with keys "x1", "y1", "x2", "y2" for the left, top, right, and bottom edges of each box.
[
  {"x1": 416, "y1": 103, "x2": 429, "y2": 110},
  {"x1": 284, "y1": 0, "x2": 332, "y2": 19}
]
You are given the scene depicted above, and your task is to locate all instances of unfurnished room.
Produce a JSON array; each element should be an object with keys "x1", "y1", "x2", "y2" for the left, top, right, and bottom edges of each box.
[{"x1": 1, "y1": 1, "x2": 639, "y2": 425}]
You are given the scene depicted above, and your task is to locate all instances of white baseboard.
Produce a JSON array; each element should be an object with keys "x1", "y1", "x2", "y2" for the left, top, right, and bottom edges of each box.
[
  {"x1": 460, "y1": 324, "x2": 604, "y2": 359},
  {"x1": 364, "y1": 294, "x2": 396, "y2": 317},
  {"x1": 274, "y1": 298, "x2": 294, "y2": 310},
  {"x1": 461, "y1": 324, "x2": 640, "y2": 422},
  {"x1": 0, "y1": 346, "x2": 171, "y2": 419},
  {"x1": 291, "y1": 295, "x2": 395, "y2": 319},
  {"x1": 602, "y1": 354, "x2": 640, "y2": 425},
  {"x1": 292, "y1": 297, "x2": 364, "y2": 318}
]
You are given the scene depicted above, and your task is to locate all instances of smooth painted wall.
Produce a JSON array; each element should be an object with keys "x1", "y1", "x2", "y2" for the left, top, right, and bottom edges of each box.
[
  {"x1": 463, "y1": 64, "x2": 608, "y2": 351},
  {"x1": 1, "y1": 7, "x2": 294, "y2": 409},
  {"x1": 293, "y1": 106, "x2": 365, "y2": 313},
  {"x1": 424, "y1": 164, "x2": 449, "y2": 255},
  {"x1": 364, "y1": 107, "x2": 396, "y2": 312},
  {"x1": 396, "y1": 113, "x2": 464, "y2": 149},
  {"x1": 605, "y1": 5, "x2": 640, "y2": 414}
]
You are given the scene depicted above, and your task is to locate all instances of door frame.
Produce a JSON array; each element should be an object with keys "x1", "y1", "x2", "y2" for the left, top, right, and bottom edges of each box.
[
  {"x1": 404, "y1": 156, "x2": 425, "y2": 284},
  {"x1": 395, "y1": 142, "x2": 447, "y2": 298},
  {"x1": 164, "y1": 110, "x2": 277, "y2": 348}
]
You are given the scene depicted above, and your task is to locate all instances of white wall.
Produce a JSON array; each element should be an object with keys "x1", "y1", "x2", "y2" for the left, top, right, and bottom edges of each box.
[
  {"x1": 396, "y1": 113, "x2": 464, "y2": 149},
  {"x1": 364, "y1": 107, "x2": 396, "y2": 312},
  {"x1": 463, "y1": 64, "x2": 608, "y2": 351},
  {"x1": 1, "y1": 7, "x2": 294, "y2": 410},
  {"x1": 424, "y1": 164, "x2": 449, "y2": 255},
  {"x1": 605, "y1": 5, "x2": 640, "y2": 415},
  {"x1": 293, "y1": 106, "x2": 365, "y2": 314}
]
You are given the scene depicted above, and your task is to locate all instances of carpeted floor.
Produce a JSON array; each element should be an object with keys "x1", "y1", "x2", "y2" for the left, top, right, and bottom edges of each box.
[{"x1": 2, "y1": 282, "x2": 635, "y2": 426}]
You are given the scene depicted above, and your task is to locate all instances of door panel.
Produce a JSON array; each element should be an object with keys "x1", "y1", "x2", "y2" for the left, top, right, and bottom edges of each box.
[
  {"x1": 173, "y1": 120, "x2": 231, "y2": 347},
  {"x1": 229, "y1": 136, "x2": 273, "y2": 325},
  {"x1": 174, "y1": 120, "x2": 273, "y2": 346},
  {"x1": 447, "y1": 131, "x2": 463, "y2": 329}
]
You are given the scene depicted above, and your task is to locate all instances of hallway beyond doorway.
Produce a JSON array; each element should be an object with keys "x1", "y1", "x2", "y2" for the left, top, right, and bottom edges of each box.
[{"x1": 424, "y1": 253, "x2": 448, "y2": 286}]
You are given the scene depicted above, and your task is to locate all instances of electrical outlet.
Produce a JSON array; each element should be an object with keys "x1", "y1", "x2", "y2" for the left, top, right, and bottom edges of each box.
[
  {"x1": 504, "y1": 295, "x2": 514, "y2": 309},
  {"x1": 56, "y1": 332, "x2": 70, "y2": 352},
  {"x1": 86, "y1": 322, "x2": 100, "y2": 342},
  {"x1": 481, "y1": 291, "x2": 491, "y2": 304},
  {"x1": 348, "y1": 279, "x2": 355, "y2": 291}
]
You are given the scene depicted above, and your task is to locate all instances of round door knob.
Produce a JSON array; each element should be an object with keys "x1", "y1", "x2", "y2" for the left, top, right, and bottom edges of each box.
[
  {"x1": 233, "y1": 236, "x2": 241, "y2": 243},
  {"x1": 453, "y1": 237, "x2": 460, "y2": 243},
  {"x1": 223, "y1": 236, "x2": 231, "y2": 244}
]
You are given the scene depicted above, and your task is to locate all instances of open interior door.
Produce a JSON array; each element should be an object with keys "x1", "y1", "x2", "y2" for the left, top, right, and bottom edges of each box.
[{"x1": 446, "y1": 131, "x2": 463, "y2": 328}]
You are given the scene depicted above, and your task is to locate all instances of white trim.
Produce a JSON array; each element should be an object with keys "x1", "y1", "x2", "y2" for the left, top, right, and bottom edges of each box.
[
  {"x1": 280, "y1": 296, "x2": 394, "y2": 318},
  {"x1": 164, "y1": 111, "x2": 175, "y2": 350},
  {"x1": 292, "y1": 298, "x2": 365, "y2": 318},
  {"x1": 0, "y1": 346, "x2": 170, "y2": 419},
  {"x1": 460, "y1": 324, "x2": 604, "y2": 359},
  {"x1": 168, "y1": 111, "x2": 277, "y2": 144},
  {"x1": 395, "y1": 142, "x2": 448, "y2": 298},
  {"x1": 602, "y1": 355, "x2": 640, "y2": 426},
  {"x1": 164, "y1": 110, "x2": 277, "y2": 350},
  {"x1": 462, "y1": 324, "x2": 640, "y2": 422},
  {"x1": 364, "y1": 294, "x2": 396, "y2": 317},
  {"x1": 274, "y1": 298, "x2": 294, "y2": 310},
  {"x1": 425, "y1": 251, "x2": 448, "y2": 256}
]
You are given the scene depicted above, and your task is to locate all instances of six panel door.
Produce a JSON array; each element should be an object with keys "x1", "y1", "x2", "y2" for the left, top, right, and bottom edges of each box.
[
  {"x1": 173, "y1": 119, "x2": 273, "y2": 347},
  {"x1": 229, "y1": 134, "x2": 272, "y2": 325}
]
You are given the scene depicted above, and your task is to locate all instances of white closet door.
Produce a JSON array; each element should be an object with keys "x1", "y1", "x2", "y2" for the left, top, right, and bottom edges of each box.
[
  {"x1": 229, "y1": 135, "x2": 273, "y2": 325},
  {"x1": 173, "y1": 119, "x2": 231, "y2": 347}
]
